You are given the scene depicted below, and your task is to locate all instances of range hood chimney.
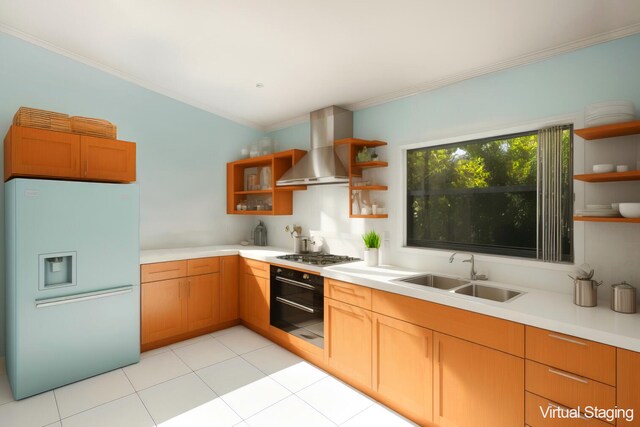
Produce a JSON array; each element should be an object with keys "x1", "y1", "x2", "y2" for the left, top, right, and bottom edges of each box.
[{"x1": 276, "y1": 106, "x2": 352, "y2": 186}]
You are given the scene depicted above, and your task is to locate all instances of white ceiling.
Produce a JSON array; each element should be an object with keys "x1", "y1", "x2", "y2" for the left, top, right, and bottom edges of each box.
[{"x1": 2, "y1": 1, "x2": 640, "y2": 130}]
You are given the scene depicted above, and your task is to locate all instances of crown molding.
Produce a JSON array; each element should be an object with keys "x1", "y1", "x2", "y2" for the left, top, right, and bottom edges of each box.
[
  {"x1": 0, "y1": 23, "x2": 265, "y2": 131},
  {"x1": 266, "y1": 22, "x2": 640, "y2": 131},
  {"x1": 265, "y1": 114, "x2": 310, "y2": 133}
]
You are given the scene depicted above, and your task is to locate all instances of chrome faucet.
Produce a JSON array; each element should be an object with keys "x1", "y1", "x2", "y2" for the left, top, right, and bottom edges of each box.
[{"x1": 449, "y1": 252, "x2": 487, "y2": 281}]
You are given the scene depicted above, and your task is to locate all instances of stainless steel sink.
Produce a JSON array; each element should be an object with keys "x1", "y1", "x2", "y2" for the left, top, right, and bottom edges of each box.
[
  {"x1": 453, "y1": 284, "x2": 523, "y2": 302},
  {"x1": 397, "y1": 274, "x2": 469, "y2": 290}
]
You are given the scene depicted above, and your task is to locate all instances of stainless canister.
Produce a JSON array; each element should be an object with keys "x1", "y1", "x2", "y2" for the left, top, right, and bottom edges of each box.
[
  {"x1": 573, "y1": 278, "x2": 602, "y2": 307},
  {"x1": 611, "y1": 282, "x2": 637, "y2": 314}
]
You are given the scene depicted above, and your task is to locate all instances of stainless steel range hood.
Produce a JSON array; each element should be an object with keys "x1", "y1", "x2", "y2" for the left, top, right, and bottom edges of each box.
[{"x1": 276, "y1": 106, "x2": 352, "y2": 186}]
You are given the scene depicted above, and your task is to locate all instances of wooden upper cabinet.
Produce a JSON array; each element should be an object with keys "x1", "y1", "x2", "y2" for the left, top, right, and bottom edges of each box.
[
  {"x1": 219, "y1": 255, "x2": 239, "y2": 323},
  {"x1": 186, "y1": 273, "x2": 220, "y2": 331},
  {"x1": 4, "y1": 125, "x2": 135, "y2": 183},
  {"x1": 4, "y1": 126, "x2": 81, "y2": 181},
  {"x1": 618, "y1": 349, "x2": 640, "y2": 426},
  {"x1": 433, "y1": 332, "x2": 524, "y2": 427},
  {"x1": 81, "y1": 135, "x2": 136, "y2": 182},
  {"x1": 372, "y1": 313, "x2": 432, "y2": 425},
  {"x1": 141, "y1": 278, "x2": 188, "y2": 344},
  {"x1": 324, "y1": 298, "x2": 372, "y2": 390}
]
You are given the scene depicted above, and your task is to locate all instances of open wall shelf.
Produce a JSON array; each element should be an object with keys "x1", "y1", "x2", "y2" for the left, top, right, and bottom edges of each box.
[
  {"x1": 574, "y1": 170, "x2": 640, "y2": 183},
  {"x1": 574, "y1": 120, "x2": 640, "y2": 140},
  {"x1": 574, "y1": 216, "x2": 640, "y2": 223},
  {"x1": 335, "y1": 138, "x2": 389, "y2": 219},
  {"x1": 227, "y1": 149, "x2": 307, "y2": 215}
]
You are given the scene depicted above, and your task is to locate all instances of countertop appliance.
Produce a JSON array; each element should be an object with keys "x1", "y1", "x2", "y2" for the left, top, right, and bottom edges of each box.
[
  {"x1": 5, "y1": 179, "x2": 140, "y2": 399},
  {"x1": 270, "y1": 266, "x2": 324, "y2": 348},
  {"x1": 276, "y1": 253, "x2": 360, "y2": 266}
]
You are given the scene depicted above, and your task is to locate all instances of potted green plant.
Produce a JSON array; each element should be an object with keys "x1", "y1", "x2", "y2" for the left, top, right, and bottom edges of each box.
[{"x1": 362, "y1": 230, "x2": 381, "y2": 266}]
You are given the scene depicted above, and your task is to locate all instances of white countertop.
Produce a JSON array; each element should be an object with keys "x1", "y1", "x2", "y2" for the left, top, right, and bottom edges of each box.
[
  {"x1": 140, "y1": 245, "x2": 290, "y2": 264},
  {"x1": 140, "y1": 246, "x2": 640, "y2": 352}
]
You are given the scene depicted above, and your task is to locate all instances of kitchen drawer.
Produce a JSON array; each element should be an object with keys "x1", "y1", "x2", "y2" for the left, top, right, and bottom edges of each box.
[
  {"x1": 371, "y1": 289, "x2": 524, "y2": 356},
  {"x1": 525, "y1": 392, "x2": 611, "y2": 427},
  {"x1": 187, "y1": 257, "x2": 220, "y2": 276},
  {"x1": 525, "y1": 360, "x2": 615, "y2": 424},
  {"x1": 326, "y1": 279, "x2": 371, "y2": 309},
  {"x1": 526, "y1": 326, "x2": 616, "y2": 385},
  {"x1": 242, "y1": 258, "x2": 270, "y2": 279},
  {"x1": 141, "y1": 260, "x2": 187, "y2": 283}
]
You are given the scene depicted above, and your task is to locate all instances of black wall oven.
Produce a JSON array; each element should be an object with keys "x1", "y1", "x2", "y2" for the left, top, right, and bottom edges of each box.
[{"x1": 270, "y1": 265, "x2": 324, "y2": 349}]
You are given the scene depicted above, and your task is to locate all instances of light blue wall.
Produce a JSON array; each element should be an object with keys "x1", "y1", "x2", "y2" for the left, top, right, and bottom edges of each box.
[
  {"x1": 0, "y1": 32, "x2": 262, "y2": 357},
  {"x1": 271, "y1": 34, "x2": 640, "y2": 146},
  {"x1": 264, "y1": 33, "x2": 640, "y2": 294}
]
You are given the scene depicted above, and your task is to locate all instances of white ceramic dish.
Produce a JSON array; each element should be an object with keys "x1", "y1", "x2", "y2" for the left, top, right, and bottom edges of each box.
[
  {"x1": 619, "y1": 203, "x2": 640, "y2": 218},
  {"x1": 585, "y1": 100, "x2": 635, "y2": 115},
  {"x1": 593, "y1": 164, "x2": 615, "y2": 173},
  {"x1": 585, "y1": 114, "x2": 635, "y2": 127},
  {"x1": 617, "y1": 165, "x2": 630, "y2": 172},
  {"x1": 584, "y1": 101, "x2": 635, "y2": 127}
]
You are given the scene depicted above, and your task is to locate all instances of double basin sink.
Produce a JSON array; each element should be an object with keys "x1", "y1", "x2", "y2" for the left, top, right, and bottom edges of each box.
[{"x1": 396, "y1": 274, "x2": 523, "y2": 303}]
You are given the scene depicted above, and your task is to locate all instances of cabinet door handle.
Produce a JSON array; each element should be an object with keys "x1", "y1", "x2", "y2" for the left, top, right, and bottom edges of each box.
[
  {"x1": 187, "y1": 280, "x2": 191, "y2": 297},
  {"x1": 547, "y1": 333, "x2": 587, "y2": 346},
  {"x1": 84, "y1": 160, "x2": 88, "y2": 177},
  {"x1": 149, "y1": 268, "x2": 181, "y2": 275},
  {"x1": 178, "y1": 280, "x2": 182, "y2": 299},
  {"x1": 332, "y1": 284, "x2": 356, "y2": 294},
  {"x1": 548, "y1": 368, "x2": 588, "y2": 384}
]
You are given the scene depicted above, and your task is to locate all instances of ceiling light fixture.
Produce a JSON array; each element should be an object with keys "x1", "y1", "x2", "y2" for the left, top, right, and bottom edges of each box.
[{"x1": 256, "y1": 83, "x2": 264, "y2": 88}]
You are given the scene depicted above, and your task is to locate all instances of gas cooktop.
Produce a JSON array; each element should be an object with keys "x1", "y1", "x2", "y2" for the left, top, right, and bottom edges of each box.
[{"x1": 276, "y1": 253, "x2": 360, "y2": 266}]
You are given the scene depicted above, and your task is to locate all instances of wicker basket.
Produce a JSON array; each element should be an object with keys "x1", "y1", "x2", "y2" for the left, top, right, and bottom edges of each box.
[
  {"x1": 13, "y1": 107, "x2": 72, "y2": 132},
  {"x1": 70, "y1": 116, "x2": 117, "y2": 139}
]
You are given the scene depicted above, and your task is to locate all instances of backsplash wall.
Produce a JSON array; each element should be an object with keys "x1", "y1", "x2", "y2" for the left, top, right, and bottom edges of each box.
[{"x1": 260, "y1": 33, "x2": 640, "y2": 299}]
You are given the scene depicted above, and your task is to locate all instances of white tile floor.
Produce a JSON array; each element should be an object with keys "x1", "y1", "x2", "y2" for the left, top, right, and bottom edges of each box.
[{"x1": 0, "y1": 325, "x2": 416, "y2": 426}]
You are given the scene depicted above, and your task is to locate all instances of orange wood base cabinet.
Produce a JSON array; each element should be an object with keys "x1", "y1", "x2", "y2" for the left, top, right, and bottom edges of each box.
[
  {"x1": 140, "y1": 255, "x2": 239, "y2": 351},
  {"x1": 238, "y1": 258, "x2": 270, "y2": 331},
  {"x1": 4, "y1": 125, "x2": 135, "y2": 182}
]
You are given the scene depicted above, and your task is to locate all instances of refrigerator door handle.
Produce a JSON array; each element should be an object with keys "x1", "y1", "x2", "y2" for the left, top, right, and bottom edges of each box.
[{"x1": 35, "y1": 286, "x2": 133, "y2": 308}]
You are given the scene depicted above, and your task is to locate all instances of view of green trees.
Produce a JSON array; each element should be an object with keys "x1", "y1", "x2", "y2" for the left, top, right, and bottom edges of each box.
[{"x1": 407, "y1": 129, "x2": 572, "y2": 259}]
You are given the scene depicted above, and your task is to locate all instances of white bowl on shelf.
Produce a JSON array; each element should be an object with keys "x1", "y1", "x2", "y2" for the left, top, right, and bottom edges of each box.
[
  {"x1": 585, "y1": 100, "x2": 635, "y2": 126},
  {"x1": 619, "y1": 203, "x2": 640, "y2": 218},
  {"x1": 593, "y1": 164, "x2": 615, "y2": 173}
]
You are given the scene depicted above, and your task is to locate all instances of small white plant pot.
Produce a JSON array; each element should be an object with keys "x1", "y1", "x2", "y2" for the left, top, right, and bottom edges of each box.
[{"x1": 364, "y1": 248, "x2": 378, "y2": 266}]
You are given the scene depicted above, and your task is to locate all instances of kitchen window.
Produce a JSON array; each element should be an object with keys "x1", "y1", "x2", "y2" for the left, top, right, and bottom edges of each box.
[{"x1": 406, "y1": 125, "x2": 573, "y2": 262}]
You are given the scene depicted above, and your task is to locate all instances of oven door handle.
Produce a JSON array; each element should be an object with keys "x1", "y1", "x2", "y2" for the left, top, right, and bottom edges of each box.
[
  {"x1": 275, "y1": 296, "x2": 316, "y2": 313},
  {"x1": 275, "y1": 276, "x2": 317, "y2": 291}
]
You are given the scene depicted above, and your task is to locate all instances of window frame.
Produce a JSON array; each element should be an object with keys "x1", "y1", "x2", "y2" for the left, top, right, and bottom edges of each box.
[{"x1": 397, "y1": 116, "x2": 583, "y2": 268}]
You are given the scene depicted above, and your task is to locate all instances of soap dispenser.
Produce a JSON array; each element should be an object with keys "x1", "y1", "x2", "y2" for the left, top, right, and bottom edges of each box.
[{"x1": 253, "y1": 221, "x2": 268, "y2": 247}]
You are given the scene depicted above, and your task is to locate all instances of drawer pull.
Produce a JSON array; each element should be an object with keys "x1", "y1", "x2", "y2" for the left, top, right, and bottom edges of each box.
[
  {"x1": 548, "y1": 402, "x2": 589, "y2": 420},
  {"x1": 150, "y1": 268, "x2": 181, "y2": 275},
  {"x1": 548, "y1": 367, "x2": 588, "y2": 384},
  {"x1": 547, "y1": 333, "x2": 587, "y2": 346},
  {"x1": 332, "y1": 284, "x2": 357, "y2": 293}
]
